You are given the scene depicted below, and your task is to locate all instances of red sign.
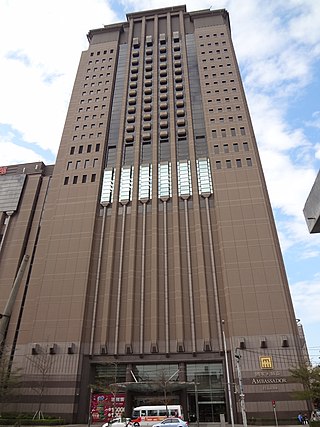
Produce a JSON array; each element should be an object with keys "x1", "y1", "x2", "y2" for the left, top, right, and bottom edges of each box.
[
  {"x1": 0, "y1": 166, "x2": 7, "y2": 175},
  {"x1": 91, "y1": 393, "x2": 126, "y2": 422}
]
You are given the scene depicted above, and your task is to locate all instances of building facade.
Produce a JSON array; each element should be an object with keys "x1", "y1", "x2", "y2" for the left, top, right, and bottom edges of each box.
[
  {"x1": 304, "y1": 170, "x2": 320, "y2": 233},
  {"x1": 0, "y1": 6, "x2": 308, "y2": 423}
]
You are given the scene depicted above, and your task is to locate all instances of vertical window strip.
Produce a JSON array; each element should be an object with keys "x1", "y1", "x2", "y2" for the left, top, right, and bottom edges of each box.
[
  {"x1": 158, "y1": 162, "x2": 172, "y2": 198},
  {"x1": 100, "y1": 168, "x2": 115, "y2": 204},
  {"x1": 177, "y1": 160, "x2": 192, "y2": 197},
  {"x1": 197, "y1": 158, "x2": 213, "y2": 195},
  {"x1": 139, "y1": 164, "x2": 152, "y2": 201},
  {"x1": 119, "y1": 166, "x2": 133, "y2": 202}
]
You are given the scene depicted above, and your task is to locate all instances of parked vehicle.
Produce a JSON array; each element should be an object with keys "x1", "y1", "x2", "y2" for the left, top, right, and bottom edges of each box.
[
  {"x1": 131, "y1": 406, "x2": 184, "y2": 427},
  {"x1": 102, "y1": 418, "x2": 132, "y2": 427},
  {"x1": 152, "y1": 418, "x2": 188, "y2": 427}
]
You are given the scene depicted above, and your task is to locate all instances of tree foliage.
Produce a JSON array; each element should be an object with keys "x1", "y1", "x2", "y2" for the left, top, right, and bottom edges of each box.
[{"x1": 289, "y1": 364, "x2": 320, "y2": 407}]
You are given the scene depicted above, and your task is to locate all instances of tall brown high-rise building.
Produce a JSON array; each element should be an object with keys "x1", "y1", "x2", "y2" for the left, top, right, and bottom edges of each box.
[{"x1": 0, "y1": 6, "x2": 308, "y2": 423}]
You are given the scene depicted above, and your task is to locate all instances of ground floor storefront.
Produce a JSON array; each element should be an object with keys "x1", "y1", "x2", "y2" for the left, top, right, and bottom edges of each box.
[{"x1": 90, "y1": 362, "x2": 228, "y2": 424}]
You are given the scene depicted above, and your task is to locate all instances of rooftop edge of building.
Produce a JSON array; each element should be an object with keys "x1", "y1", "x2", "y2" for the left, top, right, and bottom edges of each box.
[{"x1": 87, "y1": 6, "x2": 230, "y2": 41}]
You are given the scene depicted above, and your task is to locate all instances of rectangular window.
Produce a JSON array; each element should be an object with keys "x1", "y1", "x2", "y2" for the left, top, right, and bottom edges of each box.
[
  {"x1": 96, "y1": 143, "x2": 100, "y2": 152},
  {"x1": 79, "y1": 145, "x2": 83, "y2": 153},
  {"x1": 221, "y1": 129, "x2": 226, "y2": 137},
  {"x1": 70, "y1": 147, "x2": 75, "y2": 155},
  {"x1": 212, "y1": 130, "x2": 217, "y2": 138},
  {"x1": 223, "y1": 144, "x2": 229, "y2": 153},
  {"x1": 64, "y1": 177, "x2": 69, "y2": 185},
  {"x1": 233, "y1": 143, "x2": 239, "y2": 152},
  {"x1": 236, "y1": 159, "x2": 242, "y2": 167},
  {"x1": 243, "y1": 142, "x2": 249, "y2": 151},
  {"x1": 75, "y1": 160, "x2": 81, "y2": 169},
  {"x1": 73, "y1": 176, "x2": 78, "y2": 184},
  {"x1": 87, "y1": 144, "x2": 92, "y2": 153},
  {"x1": 226, "y1": 160, "x2": 231, "y2": 168},
  {"x1": 82, "y1": 175, "x2": 87, "y2": 183},
  {"x1": 246, "y1": 158, "x2": 252, "y2": 166},
  {"x1": 91, "y1": 174, "x2": 96, "y2": 182},
  {"x1": 240, "y1": 127, "x2": 246, "y2": 135},
  {"x1": 214, "y1": 145, "x2": 219, "y2": 154},
  {"x1": 216, "y1": 161, "x2": 221, "y2": 169},
  {"x1": 231, "y1": 128, "x2": 236, "y2": 136},
  {"x1": 67, "y1": 161, "x2": 72, "y2": 170}
]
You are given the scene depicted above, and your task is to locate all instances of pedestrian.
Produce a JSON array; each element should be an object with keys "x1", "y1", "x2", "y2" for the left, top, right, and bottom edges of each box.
[
  {"x1": 303, "y1": 414, "x2": 309, "y2": 425},
  {"x1": 298, "y1": 413, "x2": 304, "y2": 424}
]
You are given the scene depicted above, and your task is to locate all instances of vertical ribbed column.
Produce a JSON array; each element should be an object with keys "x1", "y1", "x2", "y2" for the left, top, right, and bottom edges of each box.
[
  {"x1": 89, "y1": 204, "x2": 107, "y2": 356},
  {"x1": 139, "y1": 201, "x2": 147, "y2": 355},
  {"x1": 114, "y1": 203, "x2": 127, "y2": 355},
  {"x1": 101, "y1": 20, "x2": 134, "y2": 351},
  {"x1": 150, "y1": 14, "x2": 159, "y2": 353},
  {"x1": 163, "y1": 200, "x2": 169, "y2": 354},
  {"x1": 205, "y1": 196, "x2": 223, "y2": 350},
  {"x1": 183, "y1": 197, "x2": 196, "y2": 354},
  {"x1": 167, "y1": 12, "x2": 184, "y2": 350},
  {"x1": 124, "y1": 17, "x2": 146, "y2": 351},
  {"x1": 179, "y1": 10, "x2": 211, "y2": 348}
]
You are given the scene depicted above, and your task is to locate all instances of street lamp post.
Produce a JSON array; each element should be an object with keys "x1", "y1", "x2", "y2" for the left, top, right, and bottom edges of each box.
[
  {"x1": 235, "y1": 350, "x2": 247, "y2": 427},
  {"x1": 194, "y1": 375, "x2": 200, "y2": 427},
  {"x1": 222, "y1": 320, "x2": 235, "y2": 427}
]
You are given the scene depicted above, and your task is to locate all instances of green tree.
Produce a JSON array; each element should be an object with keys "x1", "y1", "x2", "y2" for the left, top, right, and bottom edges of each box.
[
  {"x1": 289, "y1": 364, "x2": 320, "y2": 407},
  {"x1": 0, "y1": 348, "x2": 22, "y2": 416}
]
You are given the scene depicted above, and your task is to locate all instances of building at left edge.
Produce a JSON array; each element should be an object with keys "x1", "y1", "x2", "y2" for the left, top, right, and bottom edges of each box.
[{"x1": 0, "y1": 5, "x2": 310, "y2": 424}]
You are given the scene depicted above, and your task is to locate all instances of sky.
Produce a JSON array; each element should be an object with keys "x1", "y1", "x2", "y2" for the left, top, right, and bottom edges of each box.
[{"x1": 0, "y1": 0, "x2": 320, "y2": 364}]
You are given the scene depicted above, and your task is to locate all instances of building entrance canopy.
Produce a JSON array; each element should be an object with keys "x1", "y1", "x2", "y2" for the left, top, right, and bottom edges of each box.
[{"x1": 111, "y1": 381, "x2": 193, "y2": 393}]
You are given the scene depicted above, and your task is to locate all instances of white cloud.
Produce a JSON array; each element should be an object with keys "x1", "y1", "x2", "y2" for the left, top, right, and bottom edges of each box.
[
  {"x1": 0, "y1": 140, "x2": 45, "y2": 165},
  {"x1": 306, "y1": 111, "x2": 320, "y2": 129},
  {"x1": 0, "y1": 0, "x2": 118, "y2": 159},
  {"x1": 290, "y1": 275, "x2": 320, "y2": 356}
]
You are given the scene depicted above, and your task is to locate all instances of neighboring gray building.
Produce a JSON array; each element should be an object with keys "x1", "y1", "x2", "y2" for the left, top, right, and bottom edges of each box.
[
  {"x1": 304, "y1": 170, "x2": 320, "y2": 233},
  {"x1": 1, "y1": 6, "x2": 308, "y2": 424}
]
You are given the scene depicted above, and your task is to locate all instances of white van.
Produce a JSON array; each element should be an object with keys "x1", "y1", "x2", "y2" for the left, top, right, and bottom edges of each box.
[{"x1": 131, "y1": 406, "x2": 184, "y2": 427}]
